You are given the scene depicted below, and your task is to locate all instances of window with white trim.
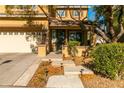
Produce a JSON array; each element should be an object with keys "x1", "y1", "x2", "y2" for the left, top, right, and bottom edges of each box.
[
  {"x1": 72, "y1": 10, "x2": 79, "y2": 17},
  {"x1": 57, "y1": 10, "x2": 66, "y2": 17}
]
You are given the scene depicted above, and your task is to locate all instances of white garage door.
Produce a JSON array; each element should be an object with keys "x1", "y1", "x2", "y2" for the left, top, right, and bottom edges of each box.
[{"x1": 0, "y1": 32, "x2": 37, "y2": 53}]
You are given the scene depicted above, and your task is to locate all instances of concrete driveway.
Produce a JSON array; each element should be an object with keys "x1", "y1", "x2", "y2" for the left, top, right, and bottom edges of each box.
[{"x1": 0, "y1": 53, "x2": 41, "y2": 87}]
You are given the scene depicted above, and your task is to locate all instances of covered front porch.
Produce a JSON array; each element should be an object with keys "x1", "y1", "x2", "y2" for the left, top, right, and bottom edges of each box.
[
  {"x1": 38, "y1": 21, "x2": 93, "y2": 57},
  {"x1": 48, "y1": 22, "x2": 92, "y2": 57}
]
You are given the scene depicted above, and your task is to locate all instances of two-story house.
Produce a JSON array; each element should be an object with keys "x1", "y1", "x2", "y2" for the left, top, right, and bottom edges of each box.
[{"x1": 0, "y1": 5, "x2": 92, "y2": 56}]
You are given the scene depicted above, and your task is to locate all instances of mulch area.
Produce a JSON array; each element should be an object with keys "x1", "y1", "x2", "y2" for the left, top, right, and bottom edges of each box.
[
  {"x1": 73, "y1": 56, "x2": 93, "y2": 66},
  {"x1": 80, "y1": 74, "x2": 124, "y2": 88},
  {"x1": 27, "y1": 61, "x2": 64, "y2": 88},
  {"x1": 63, "y1": 56, "x2": 84, "y2": 65},
  {"x1": 73, "y1": 57, "x2": 84, "y2": 66},
  {"x1": 63, "y1": 56, "x2": 93, "y2": 66}
]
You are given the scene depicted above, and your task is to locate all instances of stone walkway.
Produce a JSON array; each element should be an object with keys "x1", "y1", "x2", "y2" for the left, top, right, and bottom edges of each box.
[
  {"x1": 46, "y1": 75, "x2": 84, "y2": 88},
  {"x1": 42, "y1": 52, "x2": 62, "y2": 61},
  {"x1": 46, "y1": 53, "x2": 93, "y2": 88}
]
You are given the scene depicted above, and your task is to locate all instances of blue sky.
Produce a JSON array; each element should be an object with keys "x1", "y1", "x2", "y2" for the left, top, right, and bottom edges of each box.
[{"x1": 88, "y1": 6, "x2": 96, "y2": 22}]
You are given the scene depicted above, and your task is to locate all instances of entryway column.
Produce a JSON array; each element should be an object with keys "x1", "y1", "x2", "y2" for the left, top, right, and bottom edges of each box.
[
  {"x1": 84, "y1": 30, "x2": 88, "y2": 46},
  {"x1": 65, "y1": 29, "x2": 68, "y2": 45}
]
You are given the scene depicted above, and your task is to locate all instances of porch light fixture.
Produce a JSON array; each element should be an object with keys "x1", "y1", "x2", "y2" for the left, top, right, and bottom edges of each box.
[
  {"x1": 45, "y1": 68, "x2": 49, "y2": 78},
  {"x1": 60, "y1": 63, "x2": 63, "y2": 70},
  {"x1": 49, "y1": 59, "x2": 52, "y2": 64}
]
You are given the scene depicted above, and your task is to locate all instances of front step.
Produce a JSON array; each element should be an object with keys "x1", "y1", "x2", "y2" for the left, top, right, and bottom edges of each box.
[
  {"x1": 64, "y1": 66, "x2": 94, "y2": 75},
  {"x1": 52, "y1": 60, "x2": 75, "y2": 67},
  {"x1": 41, "y1": 58, "x2": 62, "y2": 62},
  {"x1": 63, "y1": 60, "x2": 76, "y2": 66},
  {"x1": 46, "y1": 75, "x2": 84, "y2": 88}
]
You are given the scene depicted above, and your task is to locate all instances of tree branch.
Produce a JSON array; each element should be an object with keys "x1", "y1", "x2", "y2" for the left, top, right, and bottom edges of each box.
[
  {"x1": 38, "y1": 5, "x2": 49, "y2": 19},
  {"x1": 81, "y1": 7, "x2": 88, "y2": 21},
  {"x1": 112, "y1": 6, "x2": 124, "y2": 42},
  {"x1": 113, "y1": 23, "x2": 124, "y2": 42},
  {"x1": 68, "y1": 6, "x2": 79, "y2": 22},
  {"x1": 108, "y1": 6, "x2": 115, "y2": 37},
  {"x1": 95, "y1": 26, "x2": 111, "y2": 43},
  {"x1": 56, "y1": 9, "x2": 63, "y2": 22}
]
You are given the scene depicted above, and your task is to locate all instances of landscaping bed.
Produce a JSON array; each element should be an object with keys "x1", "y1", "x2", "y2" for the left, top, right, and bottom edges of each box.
[
  {"x1": 63, "y1": 56, "x2": 72, "y2": 60},
  {"x1": 73, "y1": 57, "x2": 92, "y2": 66},
  {"x1": 27, "y1": 61, "x2": 64, "y2": 88},
  {"x1": 63, "y1": 56, "x2": 84, "y2": 65},
  {"x1": 73, "y1": 56, "x2": 83, "y2": 66},
  {"x1": 80, "y1": 74, "x2": 124, "y2": 88}
]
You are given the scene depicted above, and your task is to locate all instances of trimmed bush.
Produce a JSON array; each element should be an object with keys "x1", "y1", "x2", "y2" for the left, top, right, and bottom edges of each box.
[
  {"x1": 91, "y1": 43, "x2": 124, "y2": 80},
  {"x1": 68, "y1": 40, "x2": 80, "y2": 57}
]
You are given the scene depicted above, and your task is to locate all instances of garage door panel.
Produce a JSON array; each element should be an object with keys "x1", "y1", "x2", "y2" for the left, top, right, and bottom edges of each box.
[{"x1": 0, "y1": 32, "x2": 36, "y2": 53}]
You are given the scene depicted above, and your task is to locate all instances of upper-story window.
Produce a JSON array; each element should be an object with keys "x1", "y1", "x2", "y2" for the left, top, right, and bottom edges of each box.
[
  {"x1": 72, "y1": 10, "x2": 79, "y2": 17},
  {"x1": 57, "y1": 10, "x2": 66, "y2": 17}
]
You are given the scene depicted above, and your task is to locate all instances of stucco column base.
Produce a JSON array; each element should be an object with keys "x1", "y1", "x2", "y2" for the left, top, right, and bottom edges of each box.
[
  {"x1": 62, "y1": 45, "x2": 70, "y2": 58},
  {"x1": 38, "y1": 44, "x2": 47, "y2": 57}
]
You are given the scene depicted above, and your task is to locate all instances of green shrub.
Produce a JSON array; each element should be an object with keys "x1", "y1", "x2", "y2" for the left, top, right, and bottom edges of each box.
[
  {"x1": 68, "y1": 40, "x2": 80, "y2": 57},
  {"x1": 91, "y1": 43, "x2": 124, "y2": 80}
]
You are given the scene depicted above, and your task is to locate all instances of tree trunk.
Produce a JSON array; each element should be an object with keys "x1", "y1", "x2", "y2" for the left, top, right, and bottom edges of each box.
[
  {"x1": 108, "y1": 6, "x2": 115, "y2": 38},
  {"x1": 95, "y1": 27, "x2": 111, "y2": 43},
  {"x1": 112, "y1": 23, "x2": 124, "y2": 42}
]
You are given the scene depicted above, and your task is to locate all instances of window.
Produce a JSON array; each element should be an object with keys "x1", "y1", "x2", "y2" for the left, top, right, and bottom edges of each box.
[
  {"x1": 14, "y1": 32, "x2": 18, "y2": 35},
  {"x1": 3, "y1": 32, "x2": 7, "y2": 35},
  {"x1": 69, "y1": 31, "x2": 82, "y2": 44},
  {"x1": 57, "y1": 10, "x2": 66, "y2": 17},
  {"x1": 72, "y1": 10, "x2": 79, "y2": 17},
  {"x1": 20, "y1": 32, "x2": 24, "y2": 35},
  {"x1": 9, "y1": 32, "x2": 13, "y2": 35}
]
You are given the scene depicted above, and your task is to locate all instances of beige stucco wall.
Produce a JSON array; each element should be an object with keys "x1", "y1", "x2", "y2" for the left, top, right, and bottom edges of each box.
[
  {"x1": 0, "y1": 5, "x2": 49, "y2": 29},
  {"x1": 0, "y1": 5, "x2": 6, "y2": 13},
  {"x1": 0, "y1": 20, "x2": 48, "y2": 27},
  {"x1": 62, "y1": 45, "x2": 87, "y2": 57},
  {"x1": 0, "y1": 5, "x2": 48, "y2": 15}
]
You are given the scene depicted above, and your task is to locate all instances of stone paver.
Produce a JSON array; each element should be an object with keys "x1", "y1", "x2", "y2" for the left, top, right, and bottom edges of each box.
[
  {"x1": 63, "y1": 60, "x2": 76, "y2": 66},
  {"x1": 46, "y1": 75, "x2": 84, "y2": 88},
  {"x1": 64, "y1": 65, "x2": 94, "y2": 75},
  {"x1": 52, "y1": 60, "x2": 75, "y2": 67},
  {"x1": 52, "y1": 61, "x2": 62, "y2": 66}
]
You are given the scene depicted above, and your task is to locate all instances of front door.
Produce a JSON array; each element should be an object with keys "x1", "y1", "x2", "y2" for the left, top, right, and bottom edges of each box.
[
  {"x1": 56, "y1": 30, "x2": 65, "y2": 51},
  {"x1": 51, "y1": 30, "x2": 65, "y2": 52}
]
